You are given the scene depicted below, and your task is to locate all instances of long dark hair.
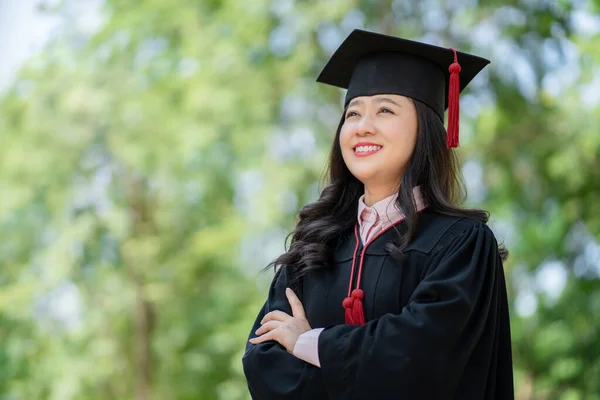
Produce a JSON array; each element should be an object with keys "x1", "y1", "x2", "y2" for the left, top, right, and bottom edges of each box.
[{"x1": 265, "y1": 98, "x2": 508, "y2": 283}]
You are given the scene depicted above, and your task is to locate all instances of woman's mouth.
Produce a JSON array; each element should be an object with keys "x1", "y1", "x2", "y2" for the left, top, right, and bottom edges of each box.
[{"x1": 353, "y1": 145, "x2": 383, "y2": 157}]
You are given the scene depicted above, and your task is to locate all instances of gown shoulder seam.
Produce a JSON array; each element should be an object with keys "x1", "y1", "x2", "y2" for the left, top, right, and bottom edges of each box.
[{"x1": 430, "y1": 218, "x2": 492, "y2": 256}]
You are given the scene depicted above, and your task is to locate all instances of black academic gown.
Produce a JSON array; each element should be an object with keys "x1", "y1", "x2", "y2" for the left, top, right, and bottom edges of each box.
[{"x1": 242, "y1": 209, "x2": 515, "y2": 400}]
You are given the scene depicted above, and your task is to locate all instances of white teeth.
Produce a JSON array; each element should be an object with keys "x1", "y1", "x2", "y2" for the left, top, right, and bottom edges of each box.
[{"x1": 354, "y1": 145, "x2": 382, "y2": 153}]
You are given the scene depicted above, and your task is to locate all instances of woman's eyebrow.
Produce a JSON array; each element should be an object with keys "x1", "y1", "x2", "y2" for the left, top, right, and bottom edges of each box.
[{"x1": 347, "y1": 97, "x2": 402, "y2": 108}]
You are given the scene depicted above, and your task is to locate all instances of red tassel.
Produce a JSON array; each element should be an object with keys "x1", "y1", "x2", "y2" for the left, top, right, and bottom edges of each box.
[
  {"x1": 350, "y1": 289, "x2": 365, "y2": 326},
  {"x1": 343, "y1": 296, "x2": 354, "y2": 324},
  {"x1": 447, "y1": 48, "x2": 461, "y2": 149}
]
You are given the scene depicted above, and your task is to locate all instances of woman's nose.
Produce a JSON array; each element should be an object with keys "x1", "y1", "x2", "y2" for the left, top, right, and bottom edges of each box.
[{"x1": 356, "y1": 116, "x2": 376, "y2": 136}]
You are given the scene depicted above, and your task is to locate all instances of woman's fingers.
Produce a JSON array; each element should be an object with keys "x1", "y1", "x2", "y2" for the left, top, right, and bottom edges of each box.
[
  {"x1": 260, "y1": 310, "x2": 292, "y2": 325},
  {"x1": 248, "y1": 330, "x2": 274, "y2": 344},
  {"x1": 255, "y1": 320, "x2": 281, "y2": 336},
  {"x1": 286, "y1": 288, "x2": 306, "y2": 319},
  {"x1": 250, "y1": 294, "x2": 309, "y2": 349}
]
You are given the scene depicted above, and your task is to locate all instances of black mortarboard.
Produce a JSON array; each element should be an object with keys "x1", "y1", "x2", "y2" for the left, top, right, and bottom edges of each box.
[{"x1": 316, "y1": 29, "x2": 491, "y2": 148}]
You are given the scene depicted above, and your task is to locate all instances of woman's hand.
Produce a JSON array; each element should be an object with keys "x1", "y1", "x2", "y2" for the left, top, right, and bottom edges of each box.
[{"x1": 249, "y1": 288, "x2": 312, "y2": 353}]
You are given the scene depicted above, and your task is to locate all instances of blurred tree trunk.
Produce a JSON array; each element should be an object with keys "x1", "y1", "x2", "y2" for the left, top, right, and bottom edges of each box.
[
  {"x1": 128, "y1": 175, "x2": 155, "y2": 400},
  {"x1": 135, "y1": 282, "x2": 154, "y2": 400}
]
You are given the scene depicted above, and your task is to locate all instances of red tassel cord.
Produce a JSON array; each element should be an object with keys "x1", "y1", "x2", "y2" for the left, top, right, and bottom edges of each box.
[
  {"x1": 446, "y1": 48, "x2": 461, "y2": 149},
  {"x1": 343, "y1": 226, "x2": 362, "y2": 324},
  {"x1": 342, "y1": 227, "x2": 368, "y2": 326}
]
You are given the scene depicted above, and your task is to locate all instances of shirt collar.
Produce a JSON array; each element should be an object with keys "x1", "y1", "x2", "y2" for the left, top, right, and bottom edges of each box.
[{"x1": 357, "y1": 186, "x2": 425, "y2": 227}]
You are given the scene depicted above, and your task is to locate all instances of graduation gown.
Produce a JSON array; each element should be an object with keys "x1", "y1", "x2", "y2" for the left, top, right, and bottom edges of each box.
[{"x1": 242, "y1": 209, "x2": 514, "y2": 399}]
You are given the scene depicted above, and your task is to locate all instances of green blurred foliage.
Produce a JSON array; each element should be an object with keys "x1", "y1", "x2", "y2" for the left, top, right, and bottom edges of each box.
[{"x1": 0, "y1": 0, "x2": 598, "y2": 399}]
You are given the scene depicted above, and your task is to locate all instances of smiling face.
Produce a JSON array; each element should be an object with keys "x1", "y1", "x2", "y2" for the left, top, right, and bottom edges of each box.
[{"x1": 339, "y1": 94, "x2": 418, "y2": 193}]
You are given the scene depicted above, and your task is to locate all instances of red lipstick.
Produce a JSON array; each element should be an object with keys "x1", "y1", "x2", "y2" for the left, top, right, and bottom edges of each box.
[{"x1": 353, "y1": 142, "x2": 383, "y2": 157}]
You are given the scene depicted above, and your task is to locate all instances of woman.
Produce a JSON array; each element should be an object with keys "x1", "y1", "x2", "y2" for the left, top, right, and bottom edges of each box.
[{"x1": 242, "y1": 29, "x2": 514, "y2": 400}]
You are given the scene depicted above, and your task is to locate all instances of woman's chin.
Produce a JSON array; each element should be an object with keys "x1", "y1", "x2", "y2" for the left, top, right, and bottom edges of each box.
[{"x1": 350, "y1": 169, "x2": 380, "y2": 184}]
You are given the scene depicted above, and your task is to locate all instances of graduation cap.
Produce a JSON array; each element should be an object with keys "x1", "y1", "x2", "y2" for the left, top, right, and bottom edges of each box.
[{"x1": 316, "y1": 29, "x2": 490, "y2": 148}]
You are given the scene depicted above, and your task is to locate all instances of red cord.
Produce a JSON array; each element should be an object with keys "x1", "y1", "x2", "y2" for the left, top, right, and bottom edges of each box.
[{"x1": 343, "y1": 226, "x2": 361, "y2": 324}]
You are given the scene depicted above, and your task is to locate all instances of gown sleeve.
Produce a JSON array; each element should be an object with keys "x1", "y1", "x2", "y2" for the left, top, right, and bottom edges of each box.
[
  {"x1": 318, "y1": 222, "x2": 509, "y2": 399},
  {"x1": 242, "y1": 265, "x2": 327, "y2": 400}
]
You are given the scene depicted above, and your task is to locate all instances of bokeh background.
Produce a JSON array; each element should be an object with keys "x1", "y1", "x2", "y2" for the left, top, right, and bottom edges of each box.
[{"x1": 0, "y1": 0, "x2": 599, "y2": 399}]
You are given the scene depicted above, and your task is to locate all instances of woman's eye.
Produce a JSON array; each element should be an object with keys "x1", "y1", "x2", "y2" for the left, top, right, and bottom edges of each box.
[{"x1": 345, "y1": 108, "x2": 392, "y2": 119}]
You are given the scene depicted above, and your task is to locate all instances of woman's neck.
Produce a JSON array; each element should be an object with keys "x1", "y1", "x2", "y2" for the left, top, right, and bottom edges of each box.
[{"x1": 363, "y1": 185, "x2": 400, "y2": 207}]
